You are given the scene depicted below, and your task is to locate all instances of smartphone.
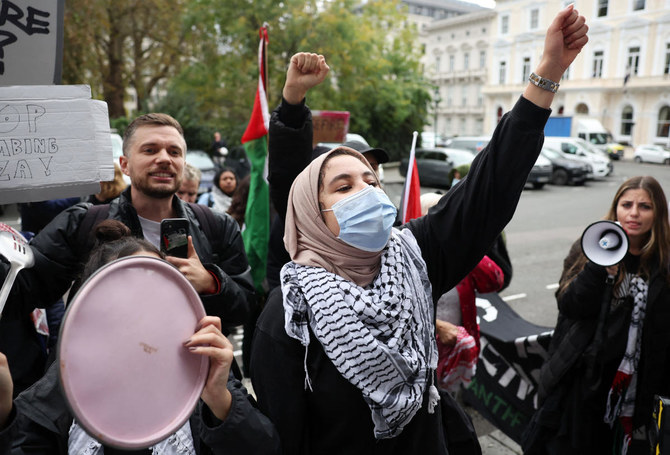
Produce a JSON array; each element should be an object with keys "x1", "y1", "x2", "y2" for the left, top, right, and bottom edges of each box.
[{"x1": 160, "y1": 218, "x2": 189, "y2": 258}]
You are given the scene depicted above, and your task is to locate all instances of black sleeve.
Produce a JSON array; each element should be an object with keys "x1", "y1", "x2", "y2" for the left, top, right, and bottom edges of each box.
[
  {"x1": 0, "y1": 406, "x2": 16, "y2": 455},
  {"x1": 250, "y1": 289, "x2": 308, "y2": 455},
  {"x1": 556, "y1": 243, "x2": 608, "y2": 320},
  {"x1": 198, "y1": 374, "x2": 281, "y2": 455},
  {"x1": 200, "y1": 213, "x2": 255, "y2": 327},
  {"x1": 268, "y1": 98, "x2": 313, "y2": 220},
  {"x1": 0, "y1": 203, "x2": 90, "y2": 317},
  {"x1": 405, "y1": 96, "x2": 550, "y2": 301}
]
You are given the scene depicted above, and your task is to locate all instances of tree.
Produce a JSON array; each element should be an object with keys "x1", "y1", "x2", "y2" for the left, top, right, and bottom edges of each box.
[
  {"x1": 163, "y1": 0, "x2": 430, "y2": 158},
  {"x1": 62, "y1": 0, "x2": 189, "y2": 118},
  {"x1": 63, "y1": 0, "x2": 430, "y2": 156}
]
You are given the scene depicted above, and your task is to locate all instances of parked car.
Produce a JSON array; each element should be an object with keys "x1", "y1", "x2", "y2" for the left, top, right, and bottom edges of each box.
[
  {"x1": 398, "y1": 148, "x2": 458, "y2": 188},
  {"x1": 540, "y1": 145, "x2": 588, "y2": 186},
  {"x1": 444, "y1": 136, "x2": 491, "y2": 154},
  {"x1": 633, "y1": 144, "x2": 670, "y2": 164},
  {"x1": 544, "y1": 137, "x2": 612, "y2": 178},
  {"x1": 528, "y1": 154, "x2": 553, "y2": 189},
  {"x1": 185, "y1": 150, "x2": 218, "y2": 196}
]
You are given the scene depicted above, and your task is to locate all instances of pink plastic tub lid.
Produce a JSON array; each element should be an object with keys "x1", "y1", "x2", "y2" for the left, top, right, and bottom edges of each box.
[{"x1": 58, "y1": 256, "x2": 208, "y2": 449}]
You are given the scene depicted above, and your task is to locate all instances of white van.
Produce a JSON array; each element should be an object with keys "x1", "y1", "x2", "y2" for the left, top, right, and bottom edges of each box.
[{"x1": 544, "y1": 137, "x2": 613, "y2": 179}]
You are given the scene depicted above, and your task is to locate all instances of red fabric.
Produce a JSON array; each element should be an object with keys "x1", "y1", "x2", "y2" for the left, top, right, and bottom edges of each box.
[
  {"x1": 455, "y1": 255, "x2": 504, "y2": 351},
  {"x1": 241, "y1": 26, "x2": 269, "y2": 144},
  {"x1": 436, "y1": 326, "x2": 477, "y2": 392},
  {"x1": 402, "y1": 159, "x2": 422, "y2": 223}
]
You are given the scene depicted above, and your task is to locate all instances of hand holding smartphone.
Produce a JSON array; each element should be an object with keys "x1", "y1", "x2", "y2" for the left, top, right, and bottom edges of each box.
[{"x1": 160, "y1": 218, "x2": 189, "y2": 258}]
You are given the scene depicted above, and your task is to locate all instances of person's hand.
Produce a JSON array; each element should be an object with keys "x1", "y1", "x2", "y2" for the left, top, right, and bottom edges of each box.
[
  {"x1": 165, "y1": 236, "x2": 217, "y2": 294},
  {"x1": 282, "y1": 52, "x2": 330, "y2": 104},
  {"x1": 537, "y1": 4, "x2": 589, "y2": 82},
  {"x1": 605, "y1": 264, "x2": 619, "y2": 279},
  {"x1": 0, "y1": 353, "x2": 13, "y2": 429},
  {"x1": 184, "y1": 316, "x2": 234, "y2": 421},
  {"x1": 436, "y1": 319, "x2": 459, "y2": 346}
]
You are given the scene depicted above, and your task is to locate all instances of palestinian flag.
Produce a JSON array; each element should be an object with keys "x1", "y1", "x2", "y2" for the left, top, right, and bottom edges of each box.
[{"x1": 240, "y1": 25, "x2": 270, "y2": 294}]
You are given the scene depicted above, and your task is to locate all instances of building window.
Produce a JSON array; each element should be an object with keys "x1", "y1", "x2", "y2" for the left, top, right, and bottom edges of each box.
[
  {"x1": 464, "y1": 52, "x2": 469, "y2": 70},
  {"x1": 501, "y1": 15, "x2": 509, "y2": 34},
  {"x1": 499, "y1": 61, "x2": 507, "y2": 84},
  {"x1": 593, "y1": 50, "x2": 604, "y2": 78},
  {"x1": 477, "y1": 86, "x2": 482, "y2": 106},
  {"x1": 522, "y1": 57, "x2": 531, "y2": 83},
  {"x1": 449, "y1": 55, "x2": 455, "y2": 72},
  {"x1": 597, "y1": 0, "x2": 608, "y2": 16},
  {"x1": 530, "y1": 9, "x2": 539, "y2": 29},
  {"x1": 435, "y1": 57, "x2": 441, "y2": 73},
  {"x1": 445, "y1": 118, "x2": 451, "y2": 136},
  {"x1": 627, "y1": 46, "x2": 640, "y2": 75},
  {"x1": 479, "y1": 50, "x2": 486, "y2": 69},
  {"x1": 562, "y1": 65, "x2": 570, "y2": 80},
  {"x1": 475, "y1": 118, "x2": 484, "y2": 135},
  {"x1": 621, "y1": 105, "x2": 634, "y2": 136},
  {"x1": 460, "y1": 118, "x2": 466, "y2": 133},
  {"x1": 633, "y1": 0, "x2": 645, "y2": 11},
  {"x1": 665, "y1": 43, "x2": 670, "y2": 75},
  {"x1": 447, "y1": 86, "x2": 453, "y2": 107},
  {"x1": 461, "y1": 86, "x2": 467, "y2": 107},
  {"x1": 657, "y1": 106, "x2": 670, "y2": 138}
]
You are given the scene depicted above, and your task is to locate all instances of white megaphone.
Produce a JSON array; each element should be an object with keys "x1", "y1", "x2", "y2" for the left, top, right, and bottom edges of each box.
[{"x1": 580, "y1": 220, "x2": 629, "y2": 267}]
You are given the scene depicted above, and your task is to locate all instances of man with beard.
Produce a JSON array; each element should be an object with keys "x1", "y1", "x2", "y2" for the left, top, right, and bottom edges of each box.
[{"x1": 0, "y1": 113, "x2": 254, "y2": 394}]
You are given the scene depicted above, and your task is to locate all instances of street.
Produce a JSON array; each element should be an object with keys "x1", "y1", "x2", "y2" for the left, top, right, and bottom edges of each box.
[{"x1": 382, "y1": 157, "x2": 670, "y2": 328}]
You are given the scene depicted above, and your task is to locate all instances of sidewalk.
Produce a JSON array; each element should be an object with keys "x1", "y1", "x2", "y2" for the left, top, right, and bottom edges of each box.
[{"x1": 468, "y1": 405, "x2": 522, "y2": 454}]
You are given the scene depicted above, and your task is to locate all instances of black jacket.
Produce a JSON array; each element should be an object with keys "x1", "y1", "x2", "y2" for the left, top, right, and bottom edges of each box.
[
  {"x1": 10, "y1": 363, "x2": 281, "y2": 454},
  {"x1": 0, "y1": 189, "x2": 254, "y2": 393},
  {"x1": 251, "y1": 96, "x2": 550, "y2": 454},
  {"x1": 536, "y1": 241, "x2": 670, "y2": 444}
]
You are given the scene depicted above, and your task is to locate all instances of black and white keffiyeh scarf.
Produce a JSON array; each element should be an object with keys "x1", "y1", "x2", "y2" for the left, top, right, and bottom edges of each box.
[
  {"x1": 281, "y1": 229, "x2": 439, "y2": 439},
  {"x1": 604, "y1": 274, "x2": 648, "y2": 454}
]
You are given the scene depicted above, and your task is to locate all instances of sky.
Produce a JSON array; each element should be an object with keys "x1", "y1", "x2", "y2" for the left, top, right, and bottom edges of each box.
[{"x1": 463, "y1": 0, "x2": 496, "y2": 8}]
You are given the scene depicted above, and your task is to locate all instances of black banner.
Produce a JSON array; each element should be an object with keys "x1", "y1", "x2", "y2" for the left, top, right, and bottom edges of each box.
[{"x1": 461, "y1": 292, "x2": 553, "y2": 443}]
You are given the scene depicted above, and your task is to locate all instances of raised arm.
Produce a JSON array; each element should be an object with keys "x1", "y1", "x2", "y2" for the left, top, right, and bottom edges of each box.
[
  {"x1": 268, "y1": 53, "x2": 329, "y2": 219},
  {"x1": 523, "y1": 4, "x2": 588, "y2": 109},
  {"x1": 409, "y1": 6, "x2": 589, "y2": 299}
]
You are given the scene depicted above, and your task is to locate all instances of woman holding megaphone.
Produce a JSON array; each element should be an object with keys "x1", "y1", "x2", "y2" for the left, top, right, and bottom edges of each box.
[{"x1": 523, "y1": 176, "x2": 670, "y2": 455}]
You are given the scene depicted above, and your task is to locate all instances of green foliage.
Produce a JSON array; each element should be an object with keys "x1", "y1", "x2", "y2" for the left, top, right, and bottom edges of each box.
[{"x1": 63, "y1": 0, "x2": 431, "y2": 159}]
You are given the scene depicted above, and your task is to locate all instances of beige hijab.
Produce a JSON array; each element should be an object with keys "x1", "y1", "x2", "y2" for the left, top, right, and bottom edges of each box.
[{"x1": 283, "y1": 148, "x2": 385, "y2": 287}]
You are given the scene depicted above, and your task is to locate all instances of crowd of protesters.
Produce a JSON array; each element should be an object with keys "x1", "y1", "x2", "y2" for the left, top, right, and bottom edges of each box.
[{"x1": 12, "y1": 7, "x2": 669, "y2": 455}]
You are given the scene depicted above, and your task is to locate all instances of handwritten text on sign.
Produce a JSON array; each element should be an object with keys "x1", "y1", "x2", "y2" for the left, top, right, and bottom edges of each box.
[{"x1": 0, "y1": 0, "x2": 63, "y2": 85}]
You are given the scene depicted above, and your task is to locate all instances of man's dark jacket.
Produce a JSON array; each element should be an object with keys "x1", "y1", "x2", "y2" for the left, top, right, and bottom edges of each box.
[{"x1": 0, "y1": 188, "x2": 254, "y2": 393}]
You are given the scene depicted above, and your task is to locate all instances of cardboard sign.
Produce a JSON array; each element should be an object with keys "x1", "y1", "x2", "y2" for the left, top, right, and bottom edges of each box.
[
  {"x1": 312, "y1": 110, "x2": 349, "y2": 147},
  {"x1": 0, "y1": 85, "x2": 114, "y2": 204},
  {"x1": 0, "y1": 0, "x2": 65, "y2": 85}
]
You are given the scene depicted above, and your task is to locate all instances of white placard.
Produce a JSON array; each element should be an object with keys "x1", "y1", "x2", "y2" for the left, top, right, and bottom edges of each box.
[
  {"x1": 0, "y1": 0, "x2": 64, "y2": 86},
  {"x1": 0, "y1": 85, "x2": 114, "y2": 204}
]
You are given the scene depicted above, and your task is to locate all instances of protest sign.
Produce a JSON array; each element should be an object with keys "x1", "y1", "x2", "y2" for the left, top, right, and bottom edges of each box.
[
  {"x1": 461, "y1": 292, "x2": 553, "y2": 443},
  {"x1": 0, "y1": 0, "x2": 65, "y2": 86},
  {"x1": 312, "y1": 110, "x2": 349, "y2": 147},
  {"x1": 0, "y1": 85, "x2": 114, "y2": 204}
]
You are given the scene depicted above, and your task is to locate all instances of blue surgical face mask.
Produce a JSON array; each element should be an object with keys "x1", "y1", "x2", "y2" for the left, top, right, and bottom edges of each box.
[{"x1": 322, "y1": 185, "x2": 397, "y2": 252}]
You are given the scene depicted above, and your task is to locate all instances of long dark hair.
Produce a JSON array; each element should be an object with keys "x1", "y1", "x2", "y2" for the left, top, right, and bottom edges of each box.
[
  {"x1": 227, "y1": 175, "x2": 250, "y2": 228},
  {"x1": 559, "y1": 176, "x2": 670, "y2": 296}
]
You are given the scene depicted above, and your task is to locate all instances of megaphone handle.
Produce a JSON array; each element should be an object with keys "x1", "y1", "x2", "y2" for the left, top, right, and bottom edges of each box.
[{"x1": 0, "y1": 265, "x2": 20, "y2": 321}]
